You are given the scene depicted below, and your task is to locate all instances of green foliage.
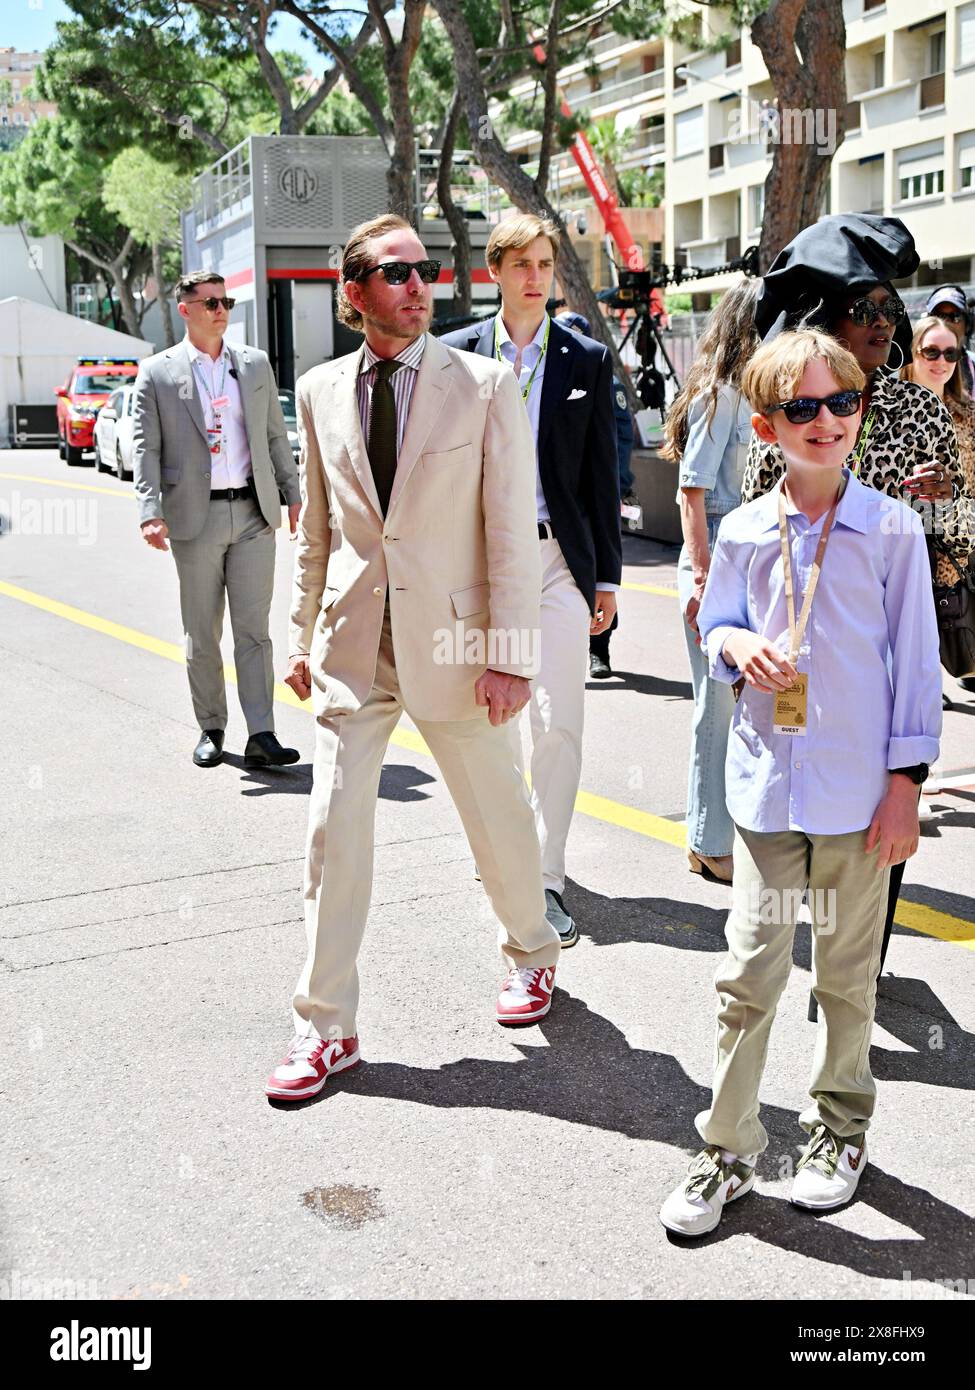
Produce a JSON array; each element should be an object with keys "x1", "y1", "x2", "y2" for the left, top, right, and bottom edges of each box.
[
  {"x1": 619, "y1": 165, "x2": 664, "y2": 209},
  {"x1": 102, "y1": 149, "x2": 192, "y2": 248}
]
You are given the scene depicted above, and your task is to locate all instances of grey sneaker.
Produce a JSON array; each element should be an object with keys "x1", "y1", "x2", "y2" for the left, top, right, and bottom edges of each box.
[
  {"x1": 790, "y1": 1124, "x2": 867, "y2": 1210},
  {"x1": 660, "y1": 1146, "x2": 757, "y2": 1237},
  {"x1": 545, "y1": 889, "x2": 578, "y2": 948}
]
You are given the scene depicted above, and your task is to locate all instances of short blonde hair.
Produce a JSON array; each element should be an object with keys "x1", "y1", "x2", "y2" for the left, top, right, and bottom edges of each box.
[
  {"x1": 741, "y1": 328, "x2": 865, "y2": 417},
  {"x1": 337, "y1": 213, "x2": 415, "y2": 332},
  {"x1": 486, "y1": 213, "x2": 562, "y2": 271}
]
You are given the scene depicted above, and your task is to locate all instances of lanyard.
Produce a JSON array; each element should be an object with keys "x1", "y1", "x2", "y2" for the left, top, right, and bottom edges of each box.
[
  {"x1": 777, "y1": 481, "x2": 843, "y2": 664},
  {"x1": 495, "y1": 315, "x2": 550, "y2": 402},
  {"x1": 193, "y1": 351, "x2": 228, "y2": 426},
  {"x1": 850, "y1": 405, "x2": 875, "y2": 476}
]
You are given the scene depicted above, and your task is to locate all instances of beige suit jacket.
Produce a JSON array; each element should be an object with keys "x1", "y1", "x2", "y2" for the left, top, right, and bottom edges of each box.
[{"x1": 289, "y1": 333, "x2": 542, "y2": 722}]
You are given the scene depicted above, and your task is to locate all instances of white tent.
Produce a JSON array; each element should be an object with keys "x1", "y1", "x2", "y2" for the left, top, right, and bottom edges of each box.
[{"x1": 0, "y1": 297, "x2": 154, "y2": 447}]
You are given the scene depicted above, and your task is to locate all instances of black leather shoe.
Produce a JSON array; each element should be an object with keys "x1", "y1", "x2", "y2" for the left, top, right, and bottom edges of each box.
[
  {"x1": 244, "y1": 731, "x2": 300, "y2": 769},
  {"x1": 589, "y1": 652, "x2": 612, "y2": 679},
  {"x1": 193, "y1": 729, "x2": 225, "y2": 767}
]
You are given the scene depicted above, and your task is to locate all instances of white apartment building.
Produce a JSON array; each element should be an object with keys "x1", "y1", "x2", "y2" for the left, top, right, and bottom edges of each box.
[{"x1": 666, "y1": 0, "x2": 975, "y2": 293}]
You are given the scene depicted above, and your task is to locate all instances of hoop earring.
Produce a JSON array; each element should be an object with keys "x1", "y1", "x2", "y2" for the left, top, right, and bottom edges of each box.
[{"x1": 886, "y1": 338, "x2": 905, "y2": 371}]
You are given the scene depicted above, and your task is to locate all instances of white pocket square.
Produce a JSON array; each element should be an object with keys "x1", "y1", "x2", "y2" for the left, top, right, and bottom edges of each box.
[{"x1": 567, "y1": 388, "x2": 587, "y2": 401}]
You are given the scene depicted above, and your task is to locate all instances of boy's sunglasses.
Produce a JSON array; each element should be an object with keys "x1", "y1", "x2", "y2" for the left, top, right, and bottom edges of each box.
[
  {"x1": 769, "y1": 390, "x2": 863, "y2": 425},
  {"x1": 845, "y1": 295, "x2": 906, "y2": 327},
  {"x1": 918, "y1": 345, "x2": 963, "y2": 362},
  {"x1": 188, "y1": 296, "x2": 235, "y2": 311},
  {"x1": 934, "y1": 309, "x2": 965, "y2": 325},
  {"x1": 357, "y1": 259, "x2": 442, "y2": 285}
]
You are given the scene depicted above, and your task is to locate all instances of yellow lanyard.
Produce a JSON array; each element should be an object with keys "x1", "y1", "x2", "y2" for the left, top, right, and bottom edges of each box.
[
  {"x1": 850, "y1": 406, "x2": 875, "y2": 477},
  {"x1": 777, "y1": 481, "x2": 844, "y2": 665},
  {"x1": 495, "y1": 316, "x2": 550, "y2": 402}
]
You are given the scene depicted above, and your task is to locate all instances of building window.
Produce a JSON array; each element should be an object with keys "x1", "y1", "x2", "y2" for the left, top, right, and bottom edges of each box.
[
  {"x1": 749, "y1": 183, "x2": 765, "y2": 230},
  {"x1": 929, "y1": 30, "x2": 946, "y2": 75},
  {"x1": 873, "y1": 50, "x2": 885, "y2": 88},
  {"x1": 959, "y1": 3, "x2": 975, "y2": 66},
  {"x1": 674, "y1": 105, "x2": 704, "y2": 157},
  {"x1": 725, "y1": 37, "x2": 741, "y2": 68},
  {"x1": 899, "y1": 168, "x2": 944, "y2": 201}
]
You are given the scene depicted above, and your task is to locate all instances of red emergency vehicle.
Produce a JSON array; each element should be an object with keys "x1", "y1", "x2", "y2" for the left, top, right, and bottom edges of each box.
[{"x1": 56, "y1": 357, "x2": 141, "y2": 466}]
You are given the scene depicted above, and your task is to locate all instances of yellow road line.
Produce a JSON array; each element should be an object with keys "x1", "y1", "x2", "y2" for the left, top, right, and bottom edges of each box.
[
  {"x1": 0, "y1": 472, "x2": 134, "y2": 499},
  {"x1": 622, "y1": 580, "x2": 679, "y2": 597},
  {"x1": 2, "y1": 577, "x2": 971, "y2": 949}
]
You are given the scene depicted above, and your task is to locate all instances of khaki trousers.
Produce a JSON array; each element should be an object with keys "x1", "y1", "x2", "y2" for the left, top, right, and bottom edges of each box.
[
  {"x1": 293, "y1": 613, "x2": 561, "y2": 1039},
  {"x1": 528, "y1": 539, "x2": 592, "y2": 893},
  {"x1": 696, "y1": 825, "x2": 891, "y2": 1157}
]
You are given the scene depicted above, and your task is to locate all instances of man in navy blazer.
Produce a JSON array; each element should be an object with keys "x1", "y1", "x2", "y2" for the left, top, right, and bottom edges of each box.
[{"x1": 441, "y1": 214, "x2": 622, "y2": 945}]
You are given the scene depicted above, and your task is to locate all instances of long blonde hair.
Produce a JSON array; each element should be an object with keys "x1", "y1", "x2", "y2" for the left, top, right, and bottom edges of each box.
[
  {"x1": 900, "y1": 314, "x2": 970, "y2": 407},
  {"x1": 661, "y1": 278, "x2": 762, "y2": 461}
]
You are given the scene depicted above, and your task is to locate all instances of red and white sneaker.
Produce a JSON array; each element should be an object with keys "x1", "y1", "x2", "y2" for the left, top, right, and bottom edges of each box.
[
  {"x1": 264, "y1": 1033, "x2": 360, "y2": 1100},
  {"x1": 496, "y1": 965, "x2": 556, "y2": 1024}
]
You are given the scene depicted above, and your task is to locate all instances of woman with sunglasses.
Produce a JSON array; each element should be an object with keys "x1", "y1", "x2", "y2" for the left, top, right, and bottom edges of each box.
[
  {"x1": 901, "y1": 315, "x2": 975, "y2": 702},
  {"x1": 925, "y1": 285, "x2": 975, "y2": 395}
]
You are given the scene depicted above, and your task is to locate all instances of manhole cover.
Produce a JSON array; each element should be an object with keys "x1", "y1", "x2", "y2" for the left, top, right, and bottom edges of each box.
[{"x1": 300, "y1": 1184, "x2": 383, "y2": 1229}]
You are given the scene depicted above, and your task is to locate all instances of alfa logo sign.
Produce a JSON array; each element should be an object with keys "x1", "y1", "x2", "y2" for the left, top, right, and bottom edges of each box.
[{"x1": 280, "y1": 165, "x2": 318, "y2": 204}]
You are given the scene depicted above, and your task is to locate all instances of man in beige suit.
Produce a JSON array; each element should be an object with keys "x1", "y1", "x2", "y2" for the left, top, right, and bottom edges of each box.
[{"x1": 265, "y1": 214, "x2": 561, "y2": 1101}]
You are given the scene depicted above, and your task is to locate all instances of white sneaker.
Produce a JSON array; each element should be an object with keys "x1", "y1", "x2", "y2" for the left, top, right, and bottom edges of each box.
[
  {"x1": 790, "y1": 1125, "x2": 867, "y2": 1210},
  {"x1": 659, "y1": 1146, "x2": 757, "y2": 1237},
  {"x1": 917, "y1": 798, "x2": 934, "y2": 823}
]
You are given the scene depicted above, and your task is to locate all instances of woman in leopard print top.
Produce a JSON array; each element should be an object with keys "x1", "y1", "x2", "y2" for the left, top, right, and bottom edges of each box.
[
  {"x1": 899, "y1": 314, "x2": 975, "y2": 587},
  {"x1": 740, "y1": 286, "x2": 974, "y2": 568}
]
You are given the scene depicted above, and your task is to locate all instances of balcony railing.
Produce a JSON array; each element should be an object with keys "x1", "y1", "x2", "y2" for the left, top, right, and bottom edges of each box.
[
  {"x1": 920, "y1": 71, "x2": 945, "y2": 110},
  {"x1": 585, "y1": 67, "x2": 666, "y2": 109}
]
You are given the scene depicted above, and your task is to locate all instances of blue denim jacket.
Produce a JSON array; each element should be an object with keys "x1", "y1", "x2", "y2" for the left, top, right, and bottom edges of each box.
[{"x1": 675, "y1": 384, "x2": 752, "y2": 517}]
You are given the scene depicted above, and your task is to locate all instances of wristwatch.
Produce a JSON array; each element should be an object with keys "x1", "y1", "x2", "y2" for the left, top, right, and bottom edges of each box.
[{"x1": 890, "y1": 764, "x2": 929, "y2": 785}]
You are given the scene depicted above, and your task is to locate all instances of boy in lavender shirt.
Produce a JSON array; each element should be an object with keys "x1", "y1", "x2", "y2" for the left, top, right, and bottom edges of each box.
[{"x1": 660, "y1": 329, "x2": 941, "y2": 1237}]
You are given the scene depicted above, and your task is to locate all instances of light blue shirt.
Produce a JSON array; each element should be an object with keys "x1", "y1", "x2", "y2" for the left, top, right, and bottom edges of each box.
[
  {"x1": 676, "y1": 384, "x2": 753, "y2": 516},
  {"x1": 699, "y1": 469, "x2": 942, "y2": 835},
  {"x1": 495, "y1": 312, "x2": 549, "y2": 521}
]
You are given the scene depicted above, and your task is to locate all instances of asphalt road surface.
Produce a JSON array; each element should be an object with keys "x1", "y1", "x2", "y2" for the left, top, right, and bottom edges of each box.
[{"x1": 1, "y1": 448, "x2": 973, "y2": 1302}]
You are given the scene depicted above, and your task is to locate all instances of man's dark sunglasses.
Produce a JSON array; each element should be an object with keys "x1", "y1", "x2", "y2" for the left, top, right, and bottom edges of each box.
[
  {"x1": 189, "y1": 295, "x2": 236, "y2": 311},
  {"x1": 769, "y1": 390, "x2": 863, "y2": 425},
  {"x1": 846, "y1": 295, "x2": 906, "y2": 327},
  {"x1": 933, "y1": 309, "x2": 965, "y2": 325},
  {"x1": 357, "y1": 259, "x2": 442, "y2": 285},
  {"x1": 918, "y1": 345, "x2": 963, "y2": 362}
]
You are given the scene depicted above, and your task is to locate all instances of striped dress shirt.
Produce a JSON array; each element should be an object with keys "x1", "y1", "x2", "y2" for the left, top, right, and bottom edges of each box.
[{"x1": 356, "y1": 335, "x2": 426, "y2": 457}]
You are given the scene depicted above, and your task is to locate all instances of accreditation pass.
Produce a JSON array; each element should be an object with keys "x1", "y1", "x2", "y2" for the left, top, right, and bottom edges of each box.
[{"x1": 774, "y1": 673, "x2": 808, "y2": 736}]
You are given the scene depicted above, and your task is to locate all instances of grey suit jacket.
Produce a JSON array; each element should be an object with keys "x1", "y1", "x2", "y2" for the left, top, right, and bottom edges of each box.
[{"x1": 132, "y1": 339, "x2": 300, "y2": 539}]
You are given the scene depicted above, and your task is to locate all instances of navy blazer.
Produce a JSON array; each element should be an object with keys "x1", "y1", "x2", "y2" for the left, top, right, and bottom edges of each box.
[{"x1": 439, "y1": 314, "x2": 622, "y2": 613}]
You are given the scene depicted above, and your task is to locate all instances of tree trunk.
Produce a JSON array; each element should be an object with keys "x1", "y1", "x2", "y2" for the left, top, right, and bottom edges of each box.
[
  {"x1": 436, "y1": 92, "x2": 472, "y2": 319},
  {"x1": 751, "y1": 0, "x2": 848, "y2": 271},
  {"x1": 65, "y1": 233, "x2": 142, "y2": 337},
  {"x1": 375, "y1": 0, "x2": 425, "y2": 221},
  {"x1": 152, "y1": 242, "x2": 176, "y2": 347},
  {"x1": 431, "y1": 0, "x2": 637, "y2": 407},
  {"x1": 535, "y1": 0, "x2": 562, "y2": 197}
]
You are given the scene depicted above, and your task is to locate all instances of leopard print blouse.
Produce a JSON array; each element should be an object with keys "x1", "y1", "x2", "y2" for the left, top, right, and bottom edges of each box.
[{"x1": 740, "y1": 371, "x2": 975, "y2": 581}]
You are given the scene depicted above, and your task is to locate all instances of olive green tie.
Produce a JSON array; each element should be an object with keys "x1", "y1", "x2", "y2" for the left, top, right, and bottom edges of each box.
[{"x1": 368, "y1": 359, "x2": 402, "y2": 515}]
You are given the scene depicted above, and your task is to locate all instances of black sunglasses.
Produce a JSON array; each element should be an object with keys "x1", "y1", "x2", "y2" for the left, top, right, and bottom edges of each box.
[
  {"x1": 846, "y1": 295, "x2": 906, "y2": 327},
  {"x1": 769, "y1": 390, "x2": 863, "y2": 426},
  {"x1": 358, "y1": 259, "x2": 441, "y2": 285},
  {"x1": 933, "y1": 309, "x2": 965, "y2": 325},
  {"x1": 918, "y1": 345, "x2": 963, "y2": 362},
  {"x1": 188, "y1": 296, "x2": 235, "y2": 311}
]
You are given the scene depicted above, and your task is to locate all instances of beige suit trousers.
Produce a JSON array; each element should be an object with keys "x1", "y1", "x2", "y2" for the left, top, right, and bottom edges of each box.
[
  {"x1": 293, "y1": 613, "x2": 561, "y2": 1039},
  {"x1": 696, "y1": 825, "x2": 890, "y2": 1157}
]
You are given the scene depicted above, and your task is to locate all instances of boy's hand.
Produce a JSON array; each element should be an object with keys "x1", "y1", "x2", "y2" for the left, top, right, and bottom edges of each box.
[
  {"x1": 722, "y1": 631, "x2": 797, "y2": 692},
  {"x1": 865, "y1": 775, "x2": 920, "y2": 870}
]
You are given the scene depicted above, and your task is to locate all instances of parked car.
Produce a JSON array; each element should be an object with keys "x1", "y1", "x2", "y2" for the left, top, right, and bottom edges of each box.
[
  {"x1": 93, "y1": 385, "x2": 136, "y2": 480},
  {"x1": 279, "y1": 388, "x2": 300, "y2": 462},
  {"x1": 56, "y1": 357, "x2": 140, "y2": 466}
]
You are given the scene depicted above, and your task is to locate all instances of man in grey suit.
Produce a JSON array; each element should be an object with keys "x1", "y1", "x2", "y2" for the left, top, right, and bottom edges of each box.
[{"x1": 133, "y1": 270, "x2": 302, "y2": 768}]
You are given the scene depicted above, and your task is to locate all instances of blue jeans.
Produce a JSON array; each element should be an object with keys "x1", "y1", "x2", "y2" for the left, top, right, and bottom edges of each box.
[{"x1": 678, "y1": 518, "x2": 736, "y2": 857}]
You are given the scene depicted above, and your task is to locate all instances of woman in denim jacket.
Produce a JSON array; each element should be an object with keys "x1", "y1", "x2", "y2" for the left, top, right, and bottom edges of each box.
[{"x1": 662, "y1": 280, "x2": 761, "y2": 883}]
